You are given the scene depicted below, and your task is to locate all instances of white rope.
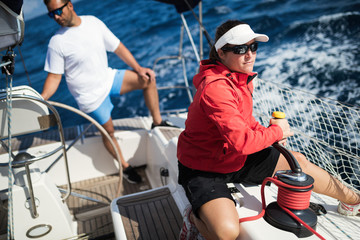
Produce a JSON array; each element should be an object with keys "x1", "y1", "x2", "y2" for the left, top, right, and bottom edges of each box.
[{"x1": 5, "y1": 74, "x2": 14, "y2": 240}]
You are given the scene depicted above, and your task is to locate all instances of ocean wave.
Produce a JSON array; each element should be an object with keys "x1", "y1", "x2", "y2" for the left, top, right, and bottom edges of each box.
[
  {"x1": 256, "y1": 10, "x2": 360, "y2": 106},
  {"x1": 7, "y1": 0, "x2": 360, "y2": 126},
  {"x1": 280, "y1": 11, "x2": 360, "y2": 41}
]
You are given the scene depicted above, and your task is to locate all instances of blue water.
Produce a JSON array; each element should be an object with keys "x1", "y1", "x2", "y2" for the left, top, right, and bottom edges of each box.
[{"x1": 2, "y1": 0, "x2": 360, "y2": 127}]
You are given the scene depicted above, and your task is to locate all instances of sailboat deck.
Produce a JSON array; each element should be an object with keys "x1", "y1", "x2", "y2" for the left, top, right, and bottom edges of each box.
[
  {"x1": 0, "y1": 117, "x2": 184, "y2": 239},
  {"x1": 0, "y1": 117, "x2": 149, "y2": 154},
  {"x1": 115, "y1": 187, "x2": 182, "y2": 240},
  {"x1": 70, "y1": 166, "x2": 154, "y2": 240},
  {"x1": 0, "y1": 166, "x2": 152, "y2": 239}
]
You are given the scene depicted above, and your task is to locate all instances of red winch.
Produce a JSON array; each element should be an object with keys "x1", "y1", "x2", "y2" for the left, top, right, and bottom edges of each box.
[{"x1": 239, "y1": 112, "x2": 325, "y2": 240}]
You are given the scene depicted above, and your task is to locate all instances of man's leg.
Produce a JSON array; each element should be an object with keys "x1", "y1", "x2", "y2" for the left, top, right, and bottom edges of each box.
[
  {"x1": 101, "y1": 117, "x2": 141, "y2": 183},
  {"x1": 120, "y1": 70, "x2": 162, "y2": 125},
  {"x1": 101, "y1": 117, "x2": 128, "y2": 168}
]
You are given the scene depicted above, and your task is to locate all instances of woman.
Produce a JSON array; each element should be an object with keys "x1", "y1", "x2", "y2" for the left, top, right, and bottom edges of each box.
[{"x1": 177, "y1": 20, "x2": 360, "y2": 240}]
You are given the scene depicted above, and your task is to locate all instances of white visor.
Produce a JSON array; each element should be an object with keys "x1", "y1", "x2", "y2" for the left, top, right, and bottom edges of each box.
[{"x1": 214, "y1": 24, "x2": 269, "y2": 51}]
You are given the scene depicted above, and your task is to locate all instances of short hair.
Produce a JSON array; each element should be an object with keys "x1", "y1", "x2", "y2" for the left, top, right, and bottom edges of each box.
[
  {"x1": 209, "y1": 20, "x2": 247, "y2": 62},
  {"x1": 43, "y1": 0, "x2": 69, "y2": 6}
]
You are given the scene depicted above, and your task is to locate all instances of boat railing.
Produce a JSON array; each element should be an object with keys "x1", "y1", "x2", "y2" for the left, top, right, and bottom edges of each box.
[
  {"x1": 152, "y1": 1, "x2": 212, "y2": 108},
  {"x1": 44, "y1": 123, "x2": 94, "y2": 173},
  {"x1": 0, "y1": 91, "x2": 72, "y2": 207},
  {"x1": 44, "y1": 100, "x2": 125, "y2": 196},
  {"x1": 0, "y1": 85, "x2": 125, "y2": 204},
  {"x1": 152, "y1": 18, "x2": 197, "y2": 104},
  {"x1": 253, "y1": 77, "x2": 360, "y2": 193}
]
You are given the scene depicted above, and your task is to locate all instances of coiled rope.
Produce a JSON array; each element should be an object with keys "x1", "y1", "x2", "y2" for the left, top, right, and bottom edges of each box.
[{"x1": 239, "y1": 176, "x2": 326, "y2": 240}]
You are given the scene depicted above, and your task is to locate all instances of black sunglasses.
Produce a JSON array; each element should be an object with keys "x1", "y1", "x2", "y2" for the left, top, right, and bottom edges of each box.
[
  {"x1": 221, "y1": 42, "x2": 258, "y2": 55},
  {"x1": 48, "y1": 1, "x2": 69, "y2": 18}
]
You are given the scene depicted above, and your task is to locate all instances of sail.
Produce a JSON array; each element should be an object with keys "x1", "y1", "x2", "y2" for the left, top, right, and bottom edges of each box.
[
  {"x1": 154, "y1": 0, "x2": 200, "y2": 13},
  {"x1": 0, "y1": 0, "x2": 25, "y2": 51}
]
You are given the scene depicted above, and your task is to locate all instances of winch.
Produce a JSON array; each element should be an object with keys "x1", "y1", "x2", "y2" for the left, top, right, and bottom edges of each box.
[{"x1": 263, "y1": 142, "x2": 317, "y2": 238}]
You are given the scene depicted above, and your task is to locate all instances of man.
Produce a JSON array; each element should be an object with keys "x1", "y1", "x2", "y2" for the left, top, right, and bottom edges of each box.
[{"x1": 42, "y1": 0, "x2": 174, "y2": 183}]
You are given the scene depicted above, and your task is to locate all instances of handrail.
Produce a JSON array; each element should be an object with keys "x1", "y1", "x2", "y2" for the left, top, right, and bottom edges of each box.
[
  {"x1": 44, "y1": 123, "x2": 94, "y2": 173},
  {"x1": 152, "y1": 14, "x2": 195, "y2": 104},
  {"x1": 47, "y1": 100, "x2": 124, "y2": 196},
  {"x1": 157, "y1": 85, "x2": 192, "y2": 90},
  {"x1": 0, "y1": 145, "x2": 64, "y2": 167},
  {"x1": 153, "y1": 55, "x2": 193, "y2": 103},
  {"x1": 0, "y1": 94, "x2": 72, "y2": 201},
  {"x1": 25, "y1": 163, "x2": 38, "y2": 218},
  {"x1": 0, "y1": 60, "x2": 12, "y2": 68}
]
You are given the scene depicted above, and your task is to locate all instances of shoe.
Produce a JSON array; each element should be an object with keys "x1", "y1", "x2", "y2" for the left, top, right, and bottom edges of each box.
[
  {"x1": 337, "y1": 201, "x2": 360, "y2": 216},
  {"x1": 179, "y1": 205, "x2": 199, "y2": 240},
  {"x1": 123, "y1": 166, "x2": 142, "y2": 184},
  {"x1": 151, "y1": 120, "x2": 179, "y2": 129}
]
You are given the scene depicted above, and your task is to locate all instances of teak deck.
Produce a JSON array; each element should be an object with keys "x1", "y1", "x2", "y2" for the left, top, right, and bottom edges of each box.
[{"x1": 115, "y1": 187, "x2": 182, "y2": 240}]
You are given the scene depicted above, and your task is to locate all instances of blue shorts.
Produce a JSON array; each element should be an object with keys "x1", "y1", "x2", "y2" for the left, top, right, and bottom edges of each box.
[{"x1": 88, "y1": 70, "x2": 126, "y2": 125}]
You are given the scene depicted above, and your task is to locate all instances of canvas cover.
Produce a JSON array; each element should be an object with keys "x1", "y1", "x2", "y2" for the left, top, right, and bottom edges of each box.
[
  {"x1": 154, "y1": 0, "x2": 200, "y2": 13},
  {"x1": 0, "y1": 0, "x2": 24, "y2": 52}
]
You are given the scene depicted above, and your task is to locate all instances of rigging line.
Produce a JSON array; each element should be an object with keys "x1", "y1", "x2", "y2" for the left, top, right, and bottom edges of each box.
[
  {"x1": 182, "y1": 0, "x2": 214, "y2": 47},
  {"x1": 322, "y1": 214, "x2": 354, "y2": 240},
  {"x1": 5, "y1": 74, "x2": 14, "y2": 240},
  {"x1": 311, "y1": 194, "x2": 355, "y2": 240},
  {"x1": 17, "y1": 46, "x2": 31, "y2": 87}
]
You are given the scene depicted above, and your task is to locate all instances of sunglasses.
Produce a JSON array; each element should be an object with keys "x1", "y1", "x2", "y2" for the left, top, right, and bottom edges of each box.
[
  {"x1": 47, "y1": 1, "x2": 69, "y2": 18},
  {"x1": 221, "y1": 42, "x2": 258, "y2": 55}
]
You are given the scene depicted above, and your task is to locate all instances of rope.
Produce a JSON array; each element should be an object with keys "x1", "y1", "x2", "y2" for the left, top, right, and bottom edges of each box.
[
  {"x1": 239, "y1": 176, "x2": 326, "y2": 240},
  {"x1": 17, "y1": 46, "x2": 32, "y2": 86},
  {"x1": 277, "y1": 184, "x2": 312, "y2": 210},
  {"x1": 183, "y1": 0, "x2": 214, "y2": 47},
  {"x1": 5, "y1": 72, "x2": 14, "y2": 240},
  {"x1": 2, "y1": 48, "x2": 16, "y2": 239}
]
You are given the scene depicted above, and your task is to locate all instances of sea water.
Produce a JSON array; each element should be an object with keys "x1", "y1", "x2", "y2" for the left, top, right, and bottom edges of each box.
[{"x1": 1, "y1": 0, "x2": 360, "y2": 127}]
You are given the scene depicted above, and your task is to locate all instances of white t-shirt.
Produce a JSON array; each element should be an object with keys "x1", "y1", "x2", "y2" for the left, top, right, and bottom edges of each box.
[{"x1": 44, "y1": 15, "x2": 120, "y2": 113}]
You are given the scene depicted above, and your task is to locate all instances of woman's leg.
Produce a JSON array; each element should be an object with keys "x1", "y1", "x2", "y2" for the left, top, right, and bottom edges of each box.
[
  {"x1": 273, "y1": 151, "x2": 360, "y2": 205},
  {"x1": 193, "y1": 197, "x2": 240, "y2": 240}
]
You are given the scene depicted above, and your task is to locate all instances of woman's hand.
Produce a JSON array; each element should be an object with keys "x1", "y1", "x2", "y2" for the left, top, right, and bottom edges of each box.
[{"x1": 270, "y1": 118, "x2": 294, "y2": 146}]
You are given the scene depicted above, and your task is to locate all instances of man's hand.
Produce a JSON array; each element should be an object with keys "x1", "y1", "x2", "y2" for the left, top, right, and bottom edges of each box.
[
  {"x1": 137, "y1": 67, "x2": 156, "y2": 82},
  {"x1": 114, "y1": 43, "x2": 156, "y2": 83}
]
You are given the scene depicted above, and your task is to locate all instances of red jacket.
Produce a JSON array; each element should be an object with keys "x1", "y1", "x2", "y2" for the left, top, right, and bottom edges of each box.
[{"x1": 177, "y1": 60, "x2": 283, "y2": 173}]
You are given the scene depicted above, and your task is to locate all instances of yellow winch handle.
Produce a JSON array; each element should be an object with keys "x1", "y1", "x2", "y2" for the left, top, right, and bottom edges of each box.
[{"x1": 272, "y1": 111, "x2": 286, "y2": 119}]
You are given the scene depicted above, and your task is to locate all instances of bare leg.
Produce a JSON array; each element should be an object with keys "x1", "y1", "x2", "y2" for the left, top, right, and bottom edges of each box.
[
  {"x1": 120, "y1": 70, "x2": 162, "y2": 124},
  {"x1": 101, "y1": 118, "x2": 129, "y2": 169},
  {"x1": 192, "y1": 198, "x2": 241, "y2": 240},
  {"x1": 273, "y1": 151, "x2": 360, "y2": 205}
]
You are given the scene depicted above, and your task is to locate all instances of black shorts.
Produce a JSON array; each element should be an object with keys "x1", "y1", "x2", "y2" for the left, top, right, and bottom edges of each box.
[{"x1": 178, "y1": 147, "x2": 280, "y2": 217}]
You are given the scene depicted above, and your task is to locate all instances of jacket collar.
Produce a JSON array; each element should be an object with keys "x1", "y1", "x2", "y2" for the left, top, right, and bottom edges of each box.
[{"x1": 199, "y1": 60, "x2": 257, "y2": 87}]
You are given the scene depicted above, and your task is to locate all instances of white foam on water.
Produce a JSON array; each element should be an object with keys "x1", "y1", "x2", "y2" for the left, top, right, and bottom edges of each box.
[{"x1": 257, "y1": 11, "x2": 360, "y2": 105}]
